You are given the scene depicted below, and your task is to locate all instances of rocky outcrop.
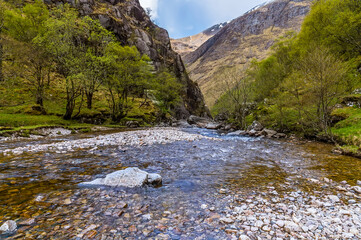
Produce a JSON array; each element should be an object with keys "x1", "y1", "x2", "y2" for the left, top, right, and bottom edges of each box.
[
  {"x1": 81, "y1": 167, "x2": 162, "y2": 188},
  {"x1": 43, "y1": 0, "x2": 210, "y2": 119},
  {"x1": 182, "y1": 0, "x2": 311, "y2": 106}
]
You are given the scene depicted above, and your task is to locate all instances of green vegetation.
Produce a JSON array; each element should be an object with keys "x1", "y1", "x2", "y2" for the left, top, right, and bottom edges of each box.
[
  {"x1": 0, "y1": 0, "x2": 183, "y2": 132},
  {"x1": 213, "y1": 0, "x2": 361, "y2": 153}
]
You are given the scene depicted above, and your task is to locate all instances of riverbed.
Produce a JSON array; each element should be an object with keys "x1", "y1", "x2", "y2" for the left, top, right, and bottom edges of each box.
[{"x1": 1, "y1": 127, "x2": 361, "y2": 239}]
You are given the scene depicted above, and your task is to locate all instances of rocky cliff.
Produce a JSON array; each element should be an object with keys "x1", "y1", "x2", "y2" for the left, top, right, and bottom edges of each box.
[
  {"x1": 43, "y1": 0, "x2": 210, "y2": 118},
  {"x1": 170, "y1": 22, "x2": 228, "y2": 58},
  {"x1": 180, "y1": 0, "x2": 311, "y2": 107}
]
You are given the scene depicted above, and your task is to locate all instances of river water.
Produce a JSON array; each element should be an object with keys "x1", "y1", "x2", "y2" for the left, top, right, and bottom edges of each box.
[{"x1": 0, "y1": 127, "x2": 361, "y2": 239}]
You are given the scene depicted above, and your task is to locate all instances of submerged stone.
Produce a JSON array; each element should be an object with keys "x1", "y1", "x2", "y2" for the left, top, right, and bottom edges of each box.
[{"x1": 0, "y1": 220, "x2": 17, "y2": 233}]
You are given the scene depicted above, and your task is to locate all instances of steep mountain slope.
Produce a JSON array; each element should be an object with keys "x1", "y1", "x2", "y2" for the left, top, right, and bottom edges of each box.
[
  {"x1": 170, "y1": 22, "x2": 228, "y2": 58},
  {"x1": 181, "y1": 0, "x2": 312, "y2": 107},
  {"x1": 43, "y1": 0, "x2": 210, "y2": 118}
]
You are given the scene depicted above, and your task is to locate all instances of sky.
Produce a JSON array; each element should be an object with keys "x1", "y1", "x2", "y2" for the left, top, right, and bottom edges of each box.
[{"x1": 139, "y1": 0, "x2": 268, "y2": 39}]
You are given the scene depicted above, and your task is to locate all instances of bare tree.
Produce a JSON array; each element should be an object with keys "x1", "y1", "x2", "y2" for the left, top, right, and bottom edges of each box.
[{"x1": 221, "y1": 67, "x2": 253, "y2": 129}]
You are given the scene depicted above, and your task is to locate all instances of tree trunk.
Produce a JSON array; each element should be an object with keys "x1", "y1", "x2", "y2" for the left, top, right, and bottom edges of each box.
[
  {"x1": 64, "y1": 100, "x2": 74, "y2": 120},
  {"x1": 86, "y1": 92, "x2": 93, "y2": 109},
  {"x1": 36, "y1": 94, "x2": 43, "y2": 107},
  {"x1": 0, "y1": 40, "x2": 3, "y2": 82},
  {"x1": 64, "y1": 88, "x2": 75, "y2": 120}
]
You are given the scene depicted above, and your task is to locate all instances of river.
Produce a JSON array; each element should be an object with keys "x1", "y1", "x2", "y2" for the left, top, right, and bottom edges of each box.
[{"x1": 0, "y1": 127, "x2": 361, "y2": 239}]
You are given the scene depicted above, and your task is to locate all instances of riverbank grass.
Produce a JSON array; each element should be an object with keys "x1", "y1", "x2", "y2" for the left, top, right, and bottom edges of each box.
[{"x1": 332, "y1": 107, "x2": 361, "y2": 153}]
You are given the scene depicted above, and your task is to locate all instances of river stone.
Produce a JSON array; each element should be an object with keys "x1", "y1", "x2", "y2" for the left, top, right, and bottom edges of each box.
[
  {"x1": 328, "y1": 195, "x2": 340, "y2": 203},
  {"x1": 0, "y1": 220, "x2": 17, "y2": 233},
  {"x1": 262, "y1": 129, "x2": 277, "y2": 137},
  {"x1": 227, "y1": 130, "x2": 246, "y2": 136},
  {"x1": 148, "y1": 173, "x2": 162, "y2": 185},
  {"x1": 239, "y1": 235, "x2": 251, "y2": 240},
  {"x1": 82, "y1": 167, "x2": 150, "y2": 188},
  {"x1": 353, "y1": 186, "x2": 361, "y2": 193},
  {"x1": 248, "y1": 121, "x2": 264, "y2": 131},
  {"x1": 284, "y1": 221, "x2": 301, "y2": 233},
  {"x1": 205, "y1": 122, "x2": 222, "y2": 130}
]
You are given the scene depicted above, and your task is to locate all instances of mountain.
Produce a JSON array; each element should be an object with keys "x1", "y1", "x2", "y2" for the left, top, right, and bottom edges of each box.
[
  {"x1": 170, "y1": 22, "x2": 228, "y2": 58},
  {"x1": 177, "y1": 0, "x2": 312, "y2": 107},
  {"x1": 44, "y1": 0, "x2": 210, "y2": 118}
]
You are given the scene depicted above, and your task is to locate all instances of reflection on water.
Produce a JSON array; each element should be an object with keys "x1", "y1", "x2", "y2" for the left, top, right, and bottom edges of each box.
[{"x1": 0, "y1": 127, "x2": 361, "y2": 238}]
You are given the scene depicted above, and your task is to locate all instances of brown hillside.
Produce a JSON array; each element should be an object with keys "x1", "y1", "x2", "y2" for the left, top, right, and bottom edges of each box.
[{"x1": 180, "y1": 0, "x2": 312, "y2": 107}]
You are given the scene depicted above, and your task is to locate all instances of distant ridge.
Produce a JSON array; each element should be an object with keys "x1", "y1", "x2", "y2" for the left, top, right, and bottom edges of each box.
[{"x1": 175, "y1": 0, "x2": 311, "y2": 107}]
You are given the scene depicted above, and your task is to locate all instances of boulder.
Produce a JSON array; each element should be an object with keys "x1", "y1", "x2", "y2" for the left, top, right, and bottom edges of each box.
[
  {"x1": 187, "y1": 115, "x2": 220, "y2": 129},
  {"x1": 262, "y1": 129, "x2": 277, "y2": 138},
  {"x1": 81, "y1": 167, "x2": 162, "y2": 188},
  {"x1": 205, "y1": 122, "x2": 222, "y2": 130},
  {"x1": 187, "y1": 115, "x2": 209, "y2": 125},
  {"x1": 148, "y1": 173, "x2": 162, "y2": 185},
  {"x1": 247, "y1": 121, "x2": 264, "y2": 132},
  {"x1": 126, "y1": 121, "x2": 140, "y2": 128},
  {"x1": 274, "y1": 133, "x2": 287, "y2": 138},
  {"x1": 0, "y1": 220, "x2": 17, "y2": 233}
]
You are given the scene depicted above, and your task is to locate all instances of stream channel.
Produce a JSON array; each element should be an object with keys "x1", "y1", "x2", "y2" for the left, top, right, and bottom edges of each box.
[{"x1": 1, "y1": 127, "x2": 361, "y2": 239}]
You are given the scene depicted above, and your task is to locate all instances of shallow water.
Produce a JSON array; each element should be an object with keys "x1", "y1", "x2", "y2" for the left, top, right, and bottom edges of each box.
[{"x1": 0, "y1": 127, "x2": 360, "y2": 239}]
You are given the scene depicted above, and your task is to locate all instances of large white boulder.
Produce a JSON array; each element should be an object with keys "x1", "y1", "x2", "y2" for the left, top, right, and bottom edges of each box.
[{"x1": 81, "y1": 167, "x2": 162, "y2": 188}]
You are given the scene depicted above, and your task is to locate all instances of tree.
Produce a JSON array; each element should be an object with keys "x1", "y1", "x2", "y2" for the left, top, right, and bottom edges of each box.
[
  {"x1": 35, "y1": 4, "x2": 86, "y2": 119},
  {"x1": 298, "y1": 0, "x2": 361, "y2": 59},
  {"x1": 151, "y1": 70, "x2": 182, "y2": 118},
  {"x1": 4, "y1": 0, "x2": 50, "y2": 106},
  {"x1": 220, "y1": 67, "x2": 253, "y2": 128},
  {"x1": 0, "y1": 0, "x2": 6, "y2": 82},
  {"x1": 299, "y1": 46, "x2": 347, "y2": 135},
  {"x1": 104, "y1": 43, "x2": 152, "y2": 122},
  {"x1": 80, "y1": 16, "x2": 114, "y2": 109}
]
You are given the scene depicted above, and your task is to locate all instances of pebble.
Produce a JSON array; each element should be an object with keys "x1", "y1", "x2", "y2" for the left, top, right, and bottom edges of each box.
[
  {"x1": 328, "y1": 195, "x2": 340, "y2": 203},
  {"x1": 220, "y1": 217, "x2": 235, "y2": 224}
]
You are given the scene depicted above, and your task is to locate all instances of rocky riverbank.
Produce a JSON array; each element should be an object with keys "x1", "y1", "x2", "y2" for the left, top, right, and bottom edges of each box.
[
  {"x1": 1, "y1": 127, "x2": 361, "y2": 239},
  {"x1": 1, "y1": 128, "x2": 219, "y2": 156}
]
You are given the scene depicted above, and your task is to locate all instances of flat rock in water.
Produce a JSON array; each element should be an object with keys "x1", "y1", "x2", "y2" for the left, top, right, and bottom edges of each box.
[
  {"x1": 227, "y1": 130, "x2": 246, "y2": 136},
  {"x1": 81, "y1": 167, "x2": 162, "y2": 188}
]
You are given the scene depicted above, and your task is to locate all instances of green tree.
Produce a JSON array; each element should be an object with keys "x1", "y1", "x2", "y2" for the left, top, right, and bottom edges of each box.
[
  {"x1": 152, "y1": 70, "x2": 182, "y2": 118},
  {"x1": 80, "y1": 16, "x2": 114, "y2": 109},
  {"x1": 298, "y1": 0, "x2": 361, "y2": 59},
  {"x1": 35, "y1": 4, "x2": 86, "y2": 119},
  {"x1": 0, "y1": 0, "x2": 5, "y2": 82},
  {"x1": 4, "y1": 0, "x2": 50, "y2": 106},
  {"x1": 104, "y1": 42, "x2": 151, "y2": 122},
  {"x1": 299, "y1": 46, "x2": 347, "y2": 135}
]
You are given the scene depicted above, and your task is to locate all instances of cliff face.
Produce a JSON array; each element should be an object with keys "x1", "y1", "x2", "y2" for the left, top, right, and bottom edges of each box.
[
  {"x1": 44, "y1": 0, "x2": 210, "y2": 118},
  {"x1": 180, "y1": 0, "x2": 311, "y2": 107},
  {"x1": 170, "y1": 22, "x2": 228, "y2": 58}
]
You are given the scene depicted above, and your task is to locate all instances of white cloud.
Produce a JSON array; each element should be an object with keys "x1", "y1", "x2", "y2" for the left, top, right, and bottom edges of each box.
[{"x1": 139, "y1": 0, "x2": 159, "y2": 19}]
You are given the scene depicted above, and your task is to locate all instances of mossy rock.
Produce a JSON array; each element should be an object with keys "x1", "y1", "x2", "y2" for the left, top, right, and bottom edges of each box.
[{"x1": 24, "y1": 105, "x2": 47, "y2": 115}]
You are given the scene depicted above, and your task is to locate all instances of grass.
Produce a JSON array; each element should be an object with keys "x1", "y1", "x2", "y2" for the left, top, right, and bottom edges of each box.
[
  {"x1": 332, "y1": 107, "x2": 361, "y2": 154},
  {"x1": 0, "y1": 75, "x2": 157, "y2": 136}
]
